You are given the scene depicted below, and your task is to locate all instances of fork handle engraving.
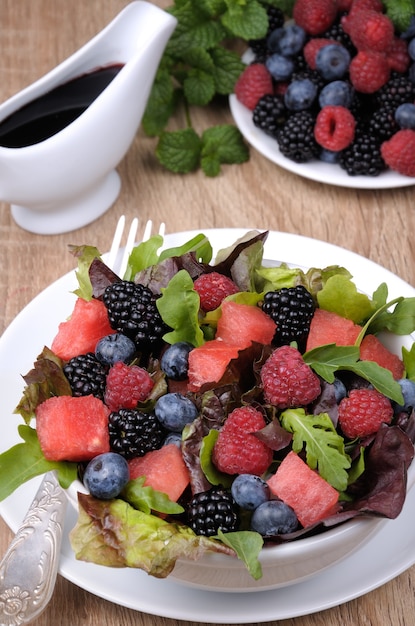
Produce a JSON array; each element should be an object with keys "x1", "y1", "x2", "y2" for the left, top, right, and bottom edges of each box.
[{"x1": 0, "y1": 472, "x2": 67, "y2": 625}]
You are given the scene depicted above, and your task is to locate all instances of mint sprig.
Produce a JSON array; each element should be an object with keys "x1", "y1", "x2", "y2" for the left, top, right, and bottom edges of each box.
[
  {"x1": 383, "y1": 0, "x2": 415, "y2": 32},
  {"x1": 143, "y1": 0, "x2": 294, "y2": 175}
]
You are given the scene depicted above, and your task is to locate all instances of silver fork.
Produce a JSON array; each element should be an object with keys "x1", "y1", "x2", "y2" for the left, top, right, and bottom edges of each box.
[{"x1": 0, "y1": 216, "x2": 166, "y2": 625}]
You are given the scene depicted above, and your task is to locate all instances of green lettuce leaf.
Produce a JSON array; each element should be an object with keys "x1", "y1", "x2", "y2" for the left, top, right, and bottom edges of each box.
[
  {"x1": 70, "y1": 493, "x2": 235, "y2": 577},
  {"x1": 68, "y1": 244, "x2": 102, "y2": 301},
  {"x1": 280, "y1": 408, "x2": 351, "y2": 491},
  {"x1": 316, "y1": 274, "x2": 374, "y2": 324}
]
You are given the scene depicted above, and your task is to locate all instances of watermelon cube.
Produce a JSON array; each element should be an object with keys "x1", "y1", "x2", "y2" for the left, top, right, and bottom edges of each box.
[
  {"x1": 36, "y1": 395, "x2": 110, "y2": 462},
  {"x1": 267, "y1": 451, "x2": 339, "y2": 528},
  {"x1": 306, "y1": 308, "x2": 362, "y2": 352},
  {"x1": 128, "y1": 444, "x2": 190, "y2": 502},
  {"x1": 216, "y1": 300, "x2": 276, "y2": 349},
  {"x1": 187, "y1": 339, "x2": 241, "y2": 392},
  {"x1": 359, "y1": 334, "x2": 404, "y2": 380},
  {"x1": 51, "y1": 297, "x2": 115, "y2": 361}
]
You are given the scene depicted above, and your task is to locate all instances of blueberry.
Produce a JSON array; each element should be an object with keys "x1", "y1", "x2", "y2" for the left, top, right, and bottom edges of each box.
[
  {"x1": 275, "y1": 24, "x2": 306, "y2": 57},
  {"x1": 409, "y1": 37, "x2": 415, "y2": 60},
  {"x1": 267, "y1": 27, "x2": 285, "y2": 54},
  {"x1": 284, "y1": 79, "x2": 317, "y2": 111},
  {"x1": 266, "y1": 54, "x2": 294, "y2": 81},
  {"x1": 95, "y1": 333, "x2": 136, "y2": 366},
  {"x1": 251, "y1": 500, "x2": 299, "y2": 536},
  {"x1": 319, "y1": 149, "x2": 341, "y2": 164},
  {"x1": 231, "y1": 474, "x2": 270, "y2": 511},
  {"x1": 161, "y1": 341, "x2": 193, "y2": 380},
  {"x1": 155, "y1": 392, "x2": 198, "y2": 432},
  {"x1": 393, "y1": 378, "x2": 415, "y2": 414},
  {"x1": 316, "y1": 44, "x2": 351, "y2": 81},
  {"x1": 333, "y1": 377, "x2": 347, "y2": 403},
  {"x1": 163, "y1": 432, "x2": 182, "y2": 448},
  {"x1": 395, "y1": 103, "x2": 415, "y2": 129},
  {"x1": 83, "y1": 452, "x2": 130, "y2": 499},
  {"x1": 318, "y1": 81, "x2": 354, "y2": 108}
]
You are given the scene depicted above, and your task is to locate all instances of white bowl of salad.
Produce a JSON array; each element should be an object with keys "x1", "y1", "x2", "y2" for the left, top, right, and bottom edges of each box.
[{"x1": 4, "y1": 229, "x2": 415, "y2": 592}]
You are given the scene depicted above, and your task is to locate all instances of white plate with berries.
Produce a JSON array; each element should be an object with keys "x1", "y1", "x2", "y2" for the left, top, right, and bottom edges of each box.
[
  {"x1": 230, "y1": 94, "x2": 415, "y2": 190},
  {"x1": 1, "y1": 228, "x2": 415, "y2": 622}
]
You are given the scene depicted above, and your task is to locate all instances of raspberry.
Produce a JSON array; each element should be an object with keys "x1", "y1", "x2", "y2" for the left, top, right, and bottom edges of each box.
[
  {"x1": 104, "y1": 361, "x2": 154, "y2": 412},
  {"x1": 337, "y1": 388, "x2": 393, "y2": 439},
  {"x1": 381, "y1": 130, "x2": 415, "y2": 178},
  {"x1": 293, "y1": 0, "x2": 338, "y2": 36},
  {"x1": 342, "y1": 10, "x2": 394, "y2": 53},
  {"x1": 314, "y1": 105, "x2": 356, "y2": 151},
  {"x1": 348, "y1": 0, "x2": 384, "y2": 15},
  {"x1": 261, "y1": 345, "x2": 321, "y2": 409},
  {"x1": 234, "y1": 63, "x2": 273, "y2": 111},
  {"x1": 349, "y1": 51, "x2": 390, "y2": 94},
  {"x1": 193, "y1": 271, "x2": 239, "y2": 312},
  {"x1": 387, "y1": 38, "x2": 410, "y2": 74},
  {"x1": 303, "y1": 38, "x2": 339, "y2": 70},
  {"x1": 212, "y1": 406, "x2": 273, "y2": 476}
]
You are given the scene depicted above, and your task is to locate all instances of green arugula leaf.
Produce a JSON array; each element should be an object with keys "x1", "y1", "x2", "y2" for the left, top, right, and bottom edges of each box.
[
  {"x1": 383, "y1": 0, "x2": 414, "y2": 32},
  {"x1": 0, "y1": 425, "x2": 77, "y2": 501},
  {"x1": 403, "y1": 343, "x2": 415, "y2": 380},
  {"x1": 366, "y1": 297, "x2": 415, "y2": 335},
  {"x1": 201, "y1": 125, "x2": 249, "y2": 177},
  {"x1": 122, "y1": 476, "x2": 184, "y2": 515},
  {"x1": 157, "y1": 269, "x2": 205, "y2": 346},
  {"x1": 280, "y1": 408, "x2": 351, "y2": 491},
  {"x1": 216, "y1": 529, "x2": 263, "y2": 580},
  {"x1": 156, "y1": 128, "x2": 202, "y2": 173}
]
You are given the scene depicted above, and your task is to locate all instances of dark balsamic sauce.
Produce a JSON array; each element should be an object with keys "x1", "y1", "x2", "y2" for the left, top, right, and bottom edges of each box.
[{"x1": 0, "y1": 64, "x2": 124, "y2": 148}]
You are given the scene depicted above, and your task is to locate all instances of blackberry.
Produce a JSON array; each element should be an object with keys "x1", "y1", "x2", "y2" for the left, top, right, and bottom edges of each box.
[
  {"x1": 291, "y1": 65, "x2": 325, "y2": 91},
  {"x1": 375, "y1": 76, "x2": 415, "y2": 109},
  {"x1": 63, "y1": 352, "x2": 107, "y2": 400},
  {"x1": 368, "y1": 106, "x2": 399, "y2": 142},
  {"x1": 276, "y1": 111, "x2": 319, "y2": 163},
  {"x1": 187, "y1": 486, "x2": 239, "y2": 537},
  {"x1": 262, "y1": 285, "x2": 315, "y2": 351},
  {"x1": 109, "y1": 408, "x2": 166, "y2": 459},
  {"x1": 103, "y1": 280, "x2": 168, "y2": 350},
  {"x1": 321, "y1": 20, "x2": 356, "y2": 56},
  {"x1": 253, "y1": 94, "x2": 287, "y2": 137},
  {"x1": 339, "y1": 129, "x2": 386, "y2": 177}
]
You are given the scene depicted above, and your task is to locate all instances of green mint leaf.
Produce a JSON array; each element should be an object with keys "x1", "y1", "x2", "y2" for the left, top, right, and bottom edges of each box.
[
  {"x1": 201, "y1": 124, "x2": 249, "y2": 176},
  {"x1": 167, "y1": 2, "x2": 226, "y2": 54},
  {"x1": 156, "y1": 128, "x2": 202, "y2": 173},
  {"x1": 383, "y1": 0, "x2": 414, "y2": 32},
  {"x1": 142, "y1": 68, "x2": 178, "y2": 136},
  {"x1": 210, "y1": 46, "x2": 245, "y2": 94},
  {"x1": 68, "y1": 244, "x2": 101, "y2": 301},
  {"x1": 184, "y1": 68, "x2": 216, "y2": 105},
  {"x1": 181, "y1": 46, "x2": 216, "y2": 72},
  {"x1": 280, "y1": 408, "x2": 351, "y2": 491},
  {"x1": 157, "y1": 269, "x2": 205, "y2": 346},
  {"x1": 221, "y1": 0, "x2": 268, "y2": 40},
  {"x1": 198, "y1": 0, "x2": 227, "y2": 16},
  {"x1": 0, "y1": 425, "x2": 77, "y2": 501},
  {"x1": 124, "y1": 235, "x2": 164, "y2": 281},
  {"x1": 317, "y1": 274, "x2": 374, "y2": 324},
  {"x1": 122, "y1": 476, "x2": 184, "y2": 515},
  {"x1": 216, "y1": 529, "x2": 263, "y2": 580}
]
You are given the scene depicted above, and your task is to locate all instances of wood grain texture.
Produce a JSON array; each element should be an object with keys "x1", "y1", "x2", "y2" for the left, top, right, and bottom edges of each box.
[{"x1": 1, "y1": 2, "x2": 415, "y2": 624}]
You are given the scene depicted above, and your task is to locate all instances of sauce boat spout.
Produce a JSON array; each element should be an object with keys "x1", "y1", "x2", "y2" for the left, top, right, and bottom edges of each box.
[{"x1": 0, "y1": 2, "x2": 177, "y2": 235}]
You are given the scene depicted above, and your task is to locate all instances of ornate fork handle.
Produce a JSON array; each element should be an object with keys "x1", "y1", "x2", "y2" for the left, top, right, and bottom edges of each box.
[{"x1": 0, "y1": 472, "x2": 67, "y2": 625}]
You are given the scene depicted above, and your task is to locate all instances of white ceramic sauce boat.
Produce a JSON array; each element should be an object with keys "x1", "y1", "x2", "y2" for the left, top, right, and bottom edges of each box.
[{"x1": 0, "y1": 2, "x2": 176, "y2": 234}]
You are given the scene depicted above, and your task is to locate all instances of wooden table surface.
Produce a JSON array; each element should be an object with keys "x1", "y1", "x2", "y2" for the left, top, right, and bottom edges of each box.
[{"x1": 1, "y1": 1, "x2": 415, "y2": 624}]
